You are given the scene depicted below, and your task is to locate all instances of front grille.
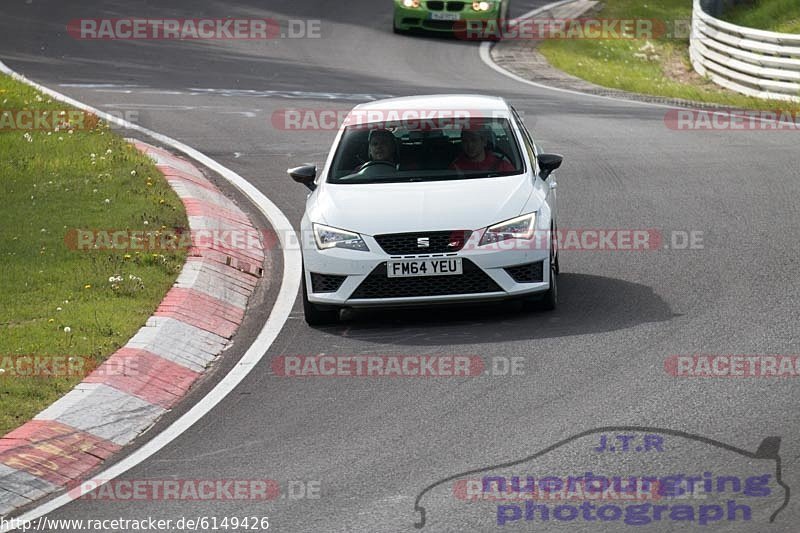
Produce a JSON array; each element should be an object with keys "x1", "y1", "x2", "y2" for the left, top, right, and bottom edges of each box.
[
  {"x1": 427, "y1": 1, "x2": 445, "y2": 10},
  {"x1": 374, "y1": 230, "x2": 471, "y2": 255},
  {"x1": 504, "y1": 261, "x2": 544, "y2": 283},
  {"x1": 350, "y1": 259, "x2": 502, "y2": 299},
  {"x1": 310, "y1": 272, "x2": 347, "y2": 293},
  {"x1": 402, "y1": 17, "x2": 422, "y2": 25},
  {"x1": 447, "y1": 1, "x2": 465, "y2": 11}
]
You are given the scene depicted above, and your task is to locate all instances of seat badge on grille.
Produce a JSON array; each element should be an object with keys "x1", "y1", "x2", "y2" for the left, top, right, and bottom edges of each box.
[{"x1": 417, "y1": 237, "x2": 430, "y2": 248}]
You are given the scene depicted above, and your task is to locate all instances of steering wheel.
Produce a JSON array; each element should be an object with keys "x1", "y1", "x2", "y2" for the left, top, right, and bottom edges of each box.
[
  {"x1": 358, "y1": 160, "x2": 397, "y2": 171},
  {"x1": 492, "y1": 149, "x2": 514, "y2": 166}
]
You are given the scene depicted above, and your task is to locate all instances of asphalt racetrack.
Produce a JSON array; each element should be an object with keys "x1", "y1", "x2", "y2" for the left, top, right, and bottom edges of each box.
[{"x1": 1, "y1": 0, "x2": 799, "y2": 531}]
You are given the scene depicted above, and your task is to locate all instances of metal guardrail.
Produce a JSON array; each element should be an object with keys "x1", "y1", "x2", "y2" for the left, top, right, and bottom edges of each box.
[{"x1": 690, "y1": 0, "x2": 800, "y2": 102}]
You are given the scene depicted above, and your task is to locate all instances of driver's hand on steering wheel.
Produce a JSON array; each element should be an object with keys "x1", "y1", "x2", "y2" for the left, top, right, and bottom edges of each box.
[{"x1": 356, "y1": 159, "x2": 398, "y2": 172}]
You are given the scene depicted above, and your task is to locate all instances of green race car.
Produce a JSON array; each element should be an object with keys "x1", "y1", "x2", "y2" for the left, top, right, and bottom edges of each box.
[{"x1": 393, "y1": 0, "x2": 510, "y2": 38}]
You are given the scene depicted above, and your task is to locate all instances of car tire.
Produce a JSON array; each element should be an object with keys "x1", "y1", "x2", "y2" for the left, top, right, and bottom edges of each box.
[
  {"x1": 553, "y1": 224, "x2": 560, "y2": 275},
  {"x1": 302, "y1": 271, "x2": 340, "y2": 326},
  {"x1": 538, "y1": 253, "x2": 557, "y2": 311}
]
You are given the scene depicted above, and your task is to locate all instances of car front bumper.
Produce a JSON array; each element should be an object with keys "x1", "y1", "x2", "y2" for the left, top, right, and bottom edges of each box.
[
  {"x1": 394, "y1": 4, "x2": 502, "y2": 33},
  {"x1": 303, "y1": 230, "x2": 551, "y2": 308}
]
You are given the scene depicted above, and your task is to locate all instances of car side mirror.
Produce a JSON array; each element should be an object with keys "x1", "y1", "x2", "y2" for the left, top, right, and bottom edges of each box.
[
  {"x1": 538, "y1": 153, "x2": 563, "y2": 180},
  {"x1": 288, "y1": 164, "x2": 317, "y2": 191}
]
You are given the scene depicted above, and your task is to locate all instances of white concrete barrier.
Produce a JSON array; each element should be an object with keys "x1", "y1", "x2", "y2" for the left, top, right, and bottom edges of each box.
[{"x1": 690, "y1": 0, "x2": 800, "y2": 102}]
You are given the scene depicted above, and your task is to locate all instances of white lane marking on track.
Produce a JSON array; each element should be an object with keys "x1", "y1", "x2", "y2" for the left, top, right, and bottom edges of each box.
[
  {"x1": 59, "y1": 83, "x2": 143, "y2": 88},
  {"x1": 0, "y1": 60, "x2": 302, "y2": 532},
  {"x1": 220, "y1": 111, "x2": 258, "y2": 118},
  {"x1": 141, "y1": 90, "x2": 185, "y2": 95},
  {"x1": 187, "y1": 87, "x2": 393, "y2": 101},
  {"x1": 65, "y1": 84, "x2": 392, "y2": 102},
  {"x1": 103, "y1": 103, "x2": 198, "y2": 110},
  {"x1": 102, "y1": 104, "x2": 264, "y2": 118}
]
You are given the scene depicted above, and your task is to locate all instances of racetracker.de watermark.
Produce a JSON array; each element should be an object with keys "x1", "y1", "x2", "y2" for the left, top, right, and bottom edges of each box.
[
  {"x1": 454, "y1": 477, "x2": 663, "y2": 502},
  {"x1": 0, "y1": 355, "x2": 100, "y2": 378},
  {"x1": 69, "y1": 479, "x2": 275, "y2": 500},
  {"x1": 453, "y1": 18, "x2": 692, "y2": 41},
  {"x1": 271, "y1": 108, "x2": 512, "y2": 131},
  {"x1": 665, "y1": 355, "x2": 800, "y2": 377},
  {"x1": 0, "y1": 109, "x2": 138, "y2": 131},
  {"x1": 271, "y1": 355, "x2": 524, "y2": 377},
  {"x1": 665, "y1": 109, "x2": 800, "y2": 131},
  {"x1": 64, "y1": 228, "x2": 704, "y2": 253},
  {"x1": 64, "y1": 228, "x2": 269, "y2": 252},
  {"x1": 66, "y1": 18, "x2": 321, "y2": 40},
  {"x1": 0, "y1": 355, "x2": 142, "y2": 379}
]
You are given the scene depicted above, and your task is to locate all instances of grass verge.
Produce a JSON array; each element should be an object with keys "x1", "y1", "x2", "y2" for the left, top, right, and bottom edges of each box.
[
  {"x1": 722, "y1": 0, "x2": 800, "y2": 34},
  {"x1": 0, "y1": 74, "x2": 188, "y2": 435},
  {"x1": 537, "y1": 0, "x2": 800, "y2": 112}
]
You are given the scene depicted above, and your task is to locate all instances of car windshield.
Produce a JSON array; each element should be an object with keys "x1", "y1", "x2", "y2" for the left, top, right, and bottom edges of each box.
[{"x1": 327, "y1": 117, "x2": 524, "y2": 184}]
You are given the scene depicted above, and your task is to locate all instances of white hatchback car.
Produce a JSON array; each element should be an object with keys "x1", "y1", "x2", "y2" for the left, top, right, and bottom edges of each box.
[{"x1": 289, "y1": 95, "x2": 562, "y2": 325}]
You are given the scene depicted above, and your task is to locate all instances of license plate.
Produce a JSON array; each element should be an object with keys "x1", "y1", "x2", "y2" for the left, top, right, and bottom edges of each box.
[
  {"x1": 387, "y1": 258, "x2": 463, "y2": 278},
  {"x1": 430, "y1": 12, "x2": 460, "y2": 21}
]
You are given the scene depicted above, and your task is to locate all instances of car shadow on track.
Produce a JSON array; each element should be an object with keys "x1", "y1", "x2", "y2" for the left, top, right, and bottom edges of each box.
[{"x1": 327, "y1": 273, "x2": 677, "y2": 344}]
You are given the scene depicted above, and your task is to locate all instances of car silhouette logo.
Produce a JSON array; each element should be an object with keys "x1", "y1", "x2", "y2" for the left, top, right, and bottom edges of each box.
[
  {"x1": 417, "y1": 237, "x2": 430, "y2": 248},
  {"x1": 413, "y1": 427, "x2": 790, "y2": 529}
]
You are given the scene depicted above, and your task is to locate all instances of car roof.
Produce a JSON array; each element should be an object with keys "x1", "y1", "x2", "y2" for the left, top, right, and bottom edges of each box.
[{"x1": 352, "y1": 94, "x2": 511, "y2": 116}]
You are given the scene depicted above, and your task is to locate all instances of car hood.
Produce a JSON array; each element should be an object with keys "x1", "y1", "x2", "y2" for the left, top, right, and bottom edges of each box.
[{"x1": 313, "y1": 175, "x2": 535, "y2": 235}]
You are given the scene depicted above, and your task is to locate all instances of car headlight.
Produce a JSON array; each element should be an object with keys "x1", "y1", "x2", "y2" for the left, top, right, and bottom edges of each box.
[
  {"x1": 472, "y1": 1, "x2": 493, "y2": 11},
  {"x1": 479, "y1": 213, "x2": 537, "y2": 246},
  {"x1": 402, "y1": 0, "x2": 421, "y2": 7},
  {"x1": 313, "y1": 223, "x2": 369, "y2": 252}
]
